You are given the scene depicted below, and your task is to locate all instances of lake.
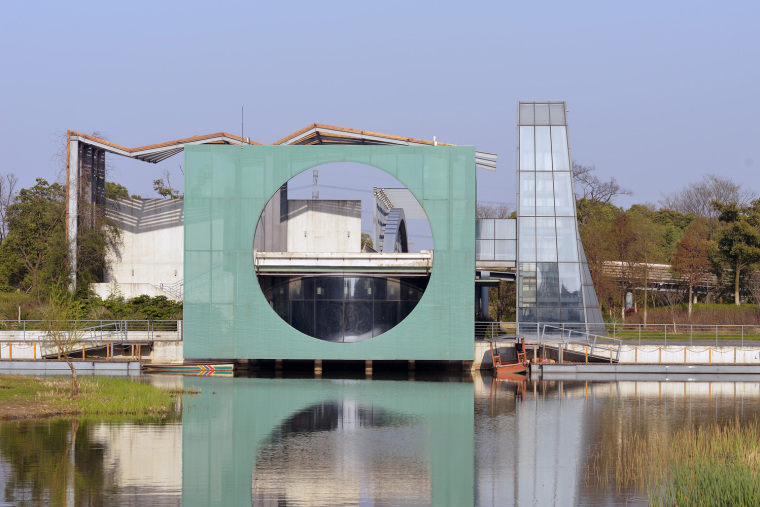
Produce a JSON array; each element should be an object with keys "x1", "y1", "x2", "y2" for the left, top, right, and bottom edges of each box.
[{"x1": 1, "y1": 373, "x2": 758, "y2": 506}]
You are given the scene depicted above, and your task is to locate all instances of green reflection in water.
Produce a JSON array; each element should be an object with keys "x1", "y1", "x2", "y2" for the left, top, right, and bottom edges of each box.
[
  {"x1": 181, "y1": 377, "x2": 474, "y2": 506},
  {"x1": 0, "y1": 419, "x2": 118, "y2": 505}
]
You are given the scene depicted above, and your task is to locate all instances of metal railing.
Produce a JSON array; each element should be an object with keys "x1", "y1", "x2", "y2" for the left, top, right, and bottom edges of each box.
[
  {"x1": 0, "y1": 320, "x2": 182, "y2": 342},
  {"x1": 475, "y1": 321, "x2": 760, "y2": 347},
  {"x1": 540, "y1": 324, "x2": 622, "y2": 362},
  {"x1": 603, "y1": 323, "x2": 760, "y2": 347}
]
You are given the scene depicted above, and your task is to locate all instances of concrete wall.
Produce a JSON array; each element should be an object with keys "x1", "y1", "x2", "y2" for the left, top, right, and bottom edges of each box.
[
  {"x1": 565, "y1": 343, "x2": 760, "y2": 364},
  {"x1": 287, "y1": 200, "x2": 361, "y2": 253},
  {"x1": 101, "y1": 198, "x2": 184, "y2": 296}
]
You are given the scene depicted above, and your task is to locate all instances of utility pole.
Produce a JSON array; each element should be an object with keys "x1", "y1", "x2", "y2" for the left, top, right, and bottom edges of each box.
[{"x1": 312, "y1": 168, "x2": 319, "y2": 199}]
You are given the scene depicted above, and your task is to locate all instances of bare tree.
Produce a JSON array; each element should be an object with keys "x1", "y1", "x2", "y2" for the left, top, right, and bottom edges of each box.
[
  {"x1": 0, "y1": 172, "x2": 19, "y2": 243},
  {"x1": 671, "y1": 220, "x2": 711, "y2": 318},
  {"x1": 572, "y1": 162, "x2": 632, "y2": 225},
  {"x1": 659, "y1": 174, "x2": 757, "y2": 223},
  {"x1": 476, "y1": 203, "x2": 512, "y2": 219}
]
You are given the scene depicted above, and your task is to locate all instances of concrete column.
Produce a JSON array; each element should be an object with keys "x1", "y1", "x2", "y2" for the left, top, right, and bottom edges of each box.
[
  {"x1": 364, "y1": 360, "x2": 373, "y2": 377},
  {"x1": 480, "y1": 271, "x2": 490, "y2": 318},
  {"x1": 67, "y1": 138, "x2": 79, "y2": 291},
  {"x1": 314, "y1": 359, "x2": 322, "y2": 377}
]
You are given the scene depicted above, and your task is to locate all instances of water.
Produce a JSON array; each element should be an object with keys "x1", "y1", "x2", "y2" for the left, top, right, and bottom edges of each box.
[{"x1": 1, "y1": 374, "x2": 758, "y2": 506}]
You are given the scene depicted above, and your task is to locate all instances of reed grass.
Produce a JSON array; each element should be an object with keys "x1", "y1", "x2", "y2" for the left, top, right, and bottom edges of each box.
[
  {"x1": 0, "y1": 374, "x2": 192, "y2": 419},
  {"x1": 587, "y1": 419, "x2": 760, "y2": 506}
]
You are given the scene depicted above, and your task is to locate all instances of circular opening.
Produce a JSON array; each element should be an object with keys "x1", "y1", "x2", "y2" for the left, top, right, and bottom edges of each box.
[{"x1": 254, "y1": 163, "x2": 434, "y2": 342}]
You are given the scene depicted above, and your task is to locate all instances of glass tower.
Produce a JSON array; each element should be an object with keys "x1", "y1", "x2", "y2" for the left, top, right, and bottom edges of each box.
[{"x1": 516, "y1": 102, "x2": 605, "y2": 336}]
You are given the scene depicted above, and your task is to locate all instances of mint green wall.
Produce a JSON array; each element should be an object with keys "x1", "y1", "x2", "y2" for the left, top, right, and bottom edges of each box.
[
  {"x1": 183, "y1": 145, "x2": 475, "y2": 360},
  {"x1": 181, "y1": 377, "x2": 474, "y2": 506}
]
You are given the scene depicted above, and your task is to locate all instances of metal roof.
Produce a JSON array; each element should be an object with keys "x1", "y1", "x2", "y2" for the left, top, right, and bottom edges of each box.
[
  {"x1": 68, "y1": 131, "x2": 261, "y2": 163},
  {"x1": 274, "y1": 123, "x2": 497, "y2": 171},
  {"x1": 69, "y1": 124, "x2": 498, "y2": 169},
  {"x1": 374, "y1": 188, "x2": 428, "y2": 219}
]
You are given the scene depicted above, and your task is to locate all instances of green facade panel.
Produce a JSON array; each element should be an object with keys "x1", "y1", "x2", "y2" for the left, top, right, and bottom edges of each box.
[{"x1": 184, "y1": 145, "x2": 476, "y2": 360}]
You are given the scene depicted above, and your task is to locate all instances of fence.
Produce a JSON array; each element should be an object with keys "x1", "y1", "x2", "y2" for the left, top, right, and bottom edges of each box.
[
  {"x1": 474, "y1": 321, "x2": 760, "y2": 347},
  {"x1": 0, "y1": 320, "x2": 182, "y2": 343}
]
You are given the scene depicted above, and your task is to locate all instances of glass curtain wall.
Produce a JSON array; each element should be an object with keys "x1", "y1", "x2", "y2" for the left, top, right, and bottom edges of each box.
[{"x1": 516, "y1": 102, "x2": 604, "y2": 336}]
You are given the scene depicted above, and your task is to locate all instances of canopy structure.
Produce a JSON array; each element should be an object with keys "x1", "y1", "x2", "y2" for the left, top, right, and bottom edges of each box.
[{"x1": 275, "y1": 123, "x2": 497, "y2": 171}]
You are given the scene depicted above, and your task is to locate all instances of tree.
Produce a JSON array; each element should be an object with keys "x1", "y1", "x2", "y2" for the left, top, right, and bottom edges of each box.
[
  {"x1": 43, "y1": 287, "x2": 85, "y2": 397},
  {"x1": 712, "y1": 200, "x2": 760, "y2": 305},
  {"x1": 0, "y1": 172, "x2": 18, "y2": 243},
  {"x1": 153, "y1": 168, "x2": 182, "y2": 199},
  {"x1": 476, "y1": 203, "x2": 512, "y2": 219},
  {"x1": 671, "y1": 219, "x2": 712, "y2": 318},
  {"x1": 660, "y1": 174, "x2": 756, "y2": 225},
  {"x1": 105, "y1": 181, "x2": 130, "y2": 200},
  {"x1": 608, "y1": 214, "x2": 639, "y2": 319},
  {"x1": 360, "y1": 233, "x2": 373, "y2": 250},
  {"x1": 0, "y1": 179, "x2": 67, "y2": 298},
  {"x1": 572, "y1": 162, "x2": 631, "y2": 225},
  {"x1": 627, "y1": 207, "x2": 668, "y2": 324}
]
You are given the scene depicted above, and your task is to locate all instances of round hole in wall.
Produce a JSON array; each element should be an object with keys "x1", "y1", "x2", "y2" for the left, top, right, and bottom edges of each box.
[{"x1": 254, "y1": 162, "x2": 434, "y2": 343}]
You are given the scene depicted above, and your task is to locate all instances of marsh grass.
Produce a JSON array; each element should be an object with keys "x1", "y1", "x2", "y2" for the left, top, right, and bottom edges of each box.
[
  {"x1": 587, "y1": 419, "x2": 760, "y2": 506},
  {"x1": 0, "y1": 374, "x2": 193, "y2": 419}
]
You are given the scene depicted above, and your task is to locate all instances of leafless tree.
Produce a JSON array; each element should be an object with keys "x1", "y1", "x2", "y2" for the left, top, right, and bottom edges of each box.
[
  {"x1": 0, "y1": 172, "x2": 19, "y2": 242},
  {"x1": 476, "y1": 203, "x2": 512, "y2": 219},
  {"x1": 572, "y1": 162, "x2": 632, "y2": 205},
  {"x1": 659, "y1": 174, "x2": 757, "y2": 222}
]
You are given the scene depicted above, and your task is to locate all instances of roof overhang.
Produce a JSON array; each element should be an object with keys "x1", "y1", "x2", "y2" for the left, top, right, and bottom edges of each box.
[
  {"x1": 68, "y1": 131, "x2": 261, "y2": 164},
  {"x1": 274, "y1": 123, "x2": 497, "y2": 171}
]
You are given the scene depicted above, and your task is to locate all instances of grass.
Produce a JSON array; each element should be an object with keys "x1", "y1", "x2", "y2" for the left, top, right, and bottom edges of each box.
[
  {"x1": 587, "y1": 419, "x2": 760, "y2": 506},
  {"x1": 0, "y1": 374, "x2": 195, "y2": 420}
]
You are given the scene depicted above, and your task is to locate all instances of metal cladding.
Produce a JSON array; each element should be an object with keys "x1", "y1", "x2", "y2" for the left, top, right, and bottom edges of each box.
[{"x1": 183, "y1": 145, "x2": 476, "y2": 361}]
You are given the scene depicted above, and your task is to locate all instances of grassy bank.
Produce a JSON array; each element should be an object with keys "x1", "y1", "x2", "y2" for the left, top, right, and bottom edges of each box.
[
  {"x1": 0, "y1": 374, "x2": 190, "y2": 420},
  {"x1": 588, "y1": 419, "x2": 760, "y2": 506}
]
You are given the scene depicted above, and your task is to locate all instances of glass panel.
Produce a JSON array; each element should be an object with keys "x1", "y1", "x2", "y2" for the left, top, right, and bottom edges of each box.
[
  {"x1": 555, "y1": 217, "x2": 579, "y2": 262},
  {"x1": 519, "y1": 103, "x2": 534, "y2": 125},
  {"x1": 535, "y1": 126, "x2": 552, "y2": 171},
  {"x1": 385, "y1": 278, "x2": 401, "y2": 301},
  {"x1": 583, "y1": 286, "x2": 599, "y2": 307},
  {"x1": 549, "y1": 104, "x2": 566, "y2": 125},
  {"x1": 373, "y1": 301, "x2": 399, "y2": 337},
  {"x1": 476, "y1": 239, "x2": 494, "y2": 260},
  {"x1": 519, "y1": 126, "x2": 535, "y2": 171},
  {"x1": 535, "y1": 217, "x2": 557, "y2": 262},
  {"x1": 345, "y1": 277, "x2": 374, "y2": 299},
  {"x1": 290, "y1": 301, "x2": 315, "y2": 336},
  {"x1": 558, "y1": 262, "x2": 582, "y2": 307},
  {"x1": 537, "y1": 263, "x2": 559, "y2": 306},
  {"x1": 476, "y1": 219, "x2": 495, "y2": 239},
  {"x1": 495, "y1": 240, "x2": 516, "y2": 261},
  {"x1": 494, "y1": 219, "x2": 516, "y2": 239},
  {"x1": 551, "y1": 126, "x2": 570, "y2": 171},
  {"x1": 315, "y1": 301, "x2": 344, "y2": 342},
  {"x1": 519, "y1": 172, "x2": 535, "y2": 216},
  {"x1": 519, "y1": 307, "x2": 537, "y2": 322},
  {"x1": 518, "y1": 217, "x2": 536, "y2": 262},
  {"x1": 562, "y1": 307, "x2": 584, "y2": 324},
  {"x1": 553, "y1": 172, "x2": 575, "y2": 216},
  {"x1": 535, "y1": 172, "x2": 555, "y2": 216},
  {"x1": 537, "y1": 307, "x2": 561, "y2": 325},
  {"x1": 534, "y1": 104, "x2": 550, "y2": 125},
  {"x1": 315, "y1": 277, "x2": 343, "y2": 299},
  {"x1": 343, "y1": 301, "x2": 373, "y2": 342},
  {"x1": 518, "y1": 262, "x2": 536, "y2": 305}
]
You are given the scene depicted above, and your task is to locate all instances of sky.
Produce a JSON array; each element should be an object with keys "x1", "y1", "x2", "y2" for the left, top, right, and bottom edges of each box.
[{"x1": 1, "y1": 0, "x2": 759, "y2": 214}]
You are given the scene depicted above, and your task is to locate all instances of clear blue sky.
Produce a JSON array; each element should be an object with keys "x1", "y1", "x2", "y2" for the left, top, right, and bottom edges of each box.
[{"x1": 1, "y1": 0, "x2": 758, "y2": 210}]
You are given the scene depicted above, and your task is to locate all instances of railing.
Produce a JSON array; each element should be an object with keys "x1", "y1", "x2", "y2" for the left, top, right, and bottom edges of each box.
[
  {"x1": 603, "y1": 323, "x2": 760, "y2": 347},
  {"x1": 475, "y1": 321, "x2": 760, "y2": 347},
  {"x1": 0, "y1": 320, "x2": 182, "y2": 342},
  {"x1": 540, "y1": 324, "x2": 622, "y2": 362}
]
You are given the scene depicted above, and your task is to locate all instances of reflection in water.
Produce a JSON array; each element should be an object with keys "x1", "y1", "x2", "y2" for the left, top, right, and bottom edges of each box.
[
  {"x1": 475, "y1": 376, "x2": 760, "y2": 506},
  {"x1": 252, "y1": 401, "x2": 430, "y2": 506},
  {"x1": 0, "y1": 418, "x2": 181, "y2": 506},
  {"x1": 1, "y1": 376, "x2": 758, "y2": 506}
]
